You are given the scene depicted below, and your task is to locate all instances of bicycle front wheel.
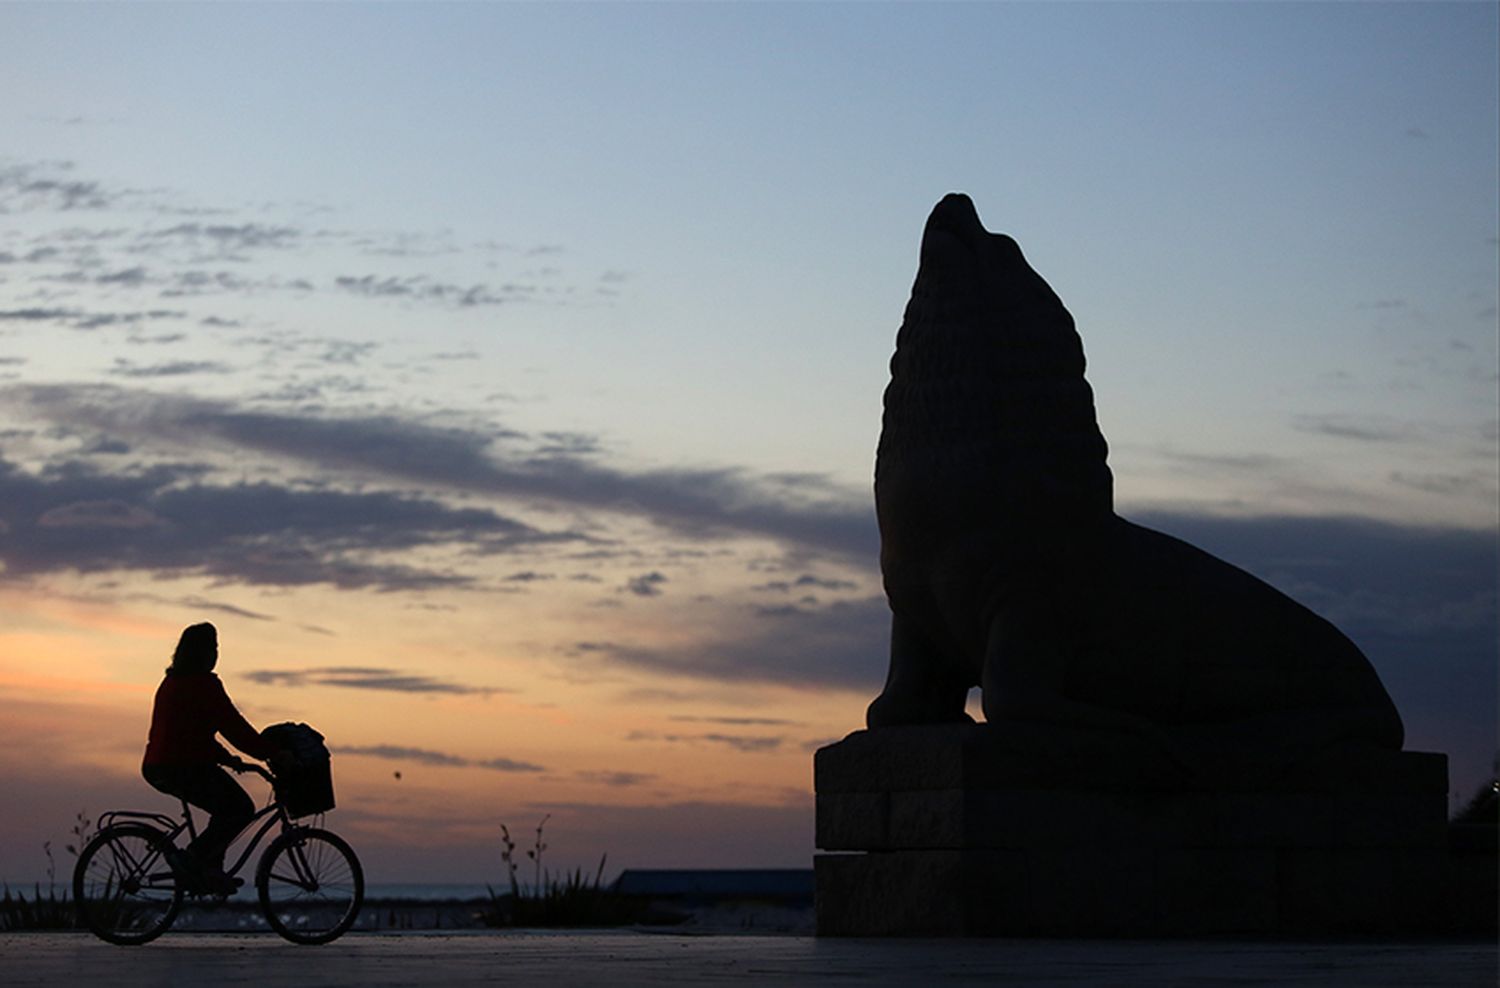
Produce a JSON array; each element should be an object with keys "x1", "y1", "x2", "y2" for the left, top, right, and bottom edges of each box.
[
  {"x1": 256, "y1": 827, "x2": 363, "y2": 944},
  {"x1": 73, "y1": 824, "x2": 182, "y2": 945}
]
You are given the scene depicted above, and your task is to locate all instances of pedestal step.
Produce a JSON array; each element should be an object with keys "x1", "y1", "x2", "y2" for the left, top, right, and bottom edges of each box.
[
  {"x1": 818, "y1": 787, "x2": 1447, "y2": 852},
  {"x1": 814, "y1": 725, "x2": 1456, "y2": 936},
  {"x1": 815, "y1": 845, "x2": 1453, "y2": 936}
]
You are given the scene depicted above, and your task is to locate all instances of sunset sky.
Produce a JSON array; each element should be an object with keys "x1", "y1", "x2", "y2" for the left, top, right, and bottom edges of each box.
[{"x1": 2, "y1": 3, "x2": 1496, "y2": 885}]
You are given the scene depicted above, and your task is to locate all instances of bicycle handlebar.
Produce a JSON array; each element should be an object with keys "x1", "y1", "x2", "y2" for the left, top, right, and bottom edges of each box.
[{"x1": 225, "y1": 758, "x2": 275, "y2": 783}]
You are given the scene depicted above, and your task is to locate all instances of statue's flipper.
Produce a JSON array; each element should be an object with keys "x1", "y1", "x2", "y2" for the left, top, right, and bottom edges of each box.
[{"x1": 866, "y1": 611, "x2": 974, "y2": 728}]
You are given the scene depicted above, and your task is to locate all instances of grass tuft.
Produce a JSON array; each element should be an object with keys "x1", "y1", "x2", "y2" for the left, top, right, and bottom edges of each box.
[
  {"x1": 478, "y1": 816, "x2": 646, "y2": 928},
  {"x1": 0, "y1": 884, "x2": 76, "y2": 931},
  {"x1": 2, "y1": 810, "x2": 92, "y2": 931}
]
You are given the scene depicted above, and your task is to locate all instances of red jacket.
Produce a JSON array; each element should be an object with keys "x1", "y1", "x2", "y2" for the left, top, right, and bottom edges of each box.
[{"x1": 142, "y1": 672, "x2": 276, "y2": 768}]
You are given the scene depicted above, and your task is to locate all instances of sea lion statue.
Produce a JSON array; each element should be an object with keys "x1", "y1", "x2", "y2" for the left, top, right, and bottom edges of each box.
[{"x1": 867, "y1": 194, "x2": 1403, "y2": 769}]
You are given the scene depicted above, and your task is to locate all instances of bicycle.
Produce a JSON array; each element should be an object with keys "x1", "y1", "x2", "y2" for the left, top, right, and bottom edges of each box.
[{"x1": 72, "y1": 760, "x2": 363, "y2": 945}]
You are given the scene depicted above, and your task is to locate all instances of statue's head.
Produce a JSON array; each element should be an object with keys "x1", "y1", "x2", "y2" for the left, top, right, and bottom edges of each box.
[
  {"x1": 912, "y1": 193, "x2": 1071, "y2": 334},
  {"x1": 879, "y1": 194, "x2": 1112, "y2": 523}
]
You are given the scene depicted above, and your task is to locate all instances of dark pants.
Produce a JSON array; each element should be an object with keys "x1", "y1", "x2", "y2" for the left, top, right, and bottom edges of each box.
[{"x1": 142, "y1": 763, "x2": 254, "y2": 871}]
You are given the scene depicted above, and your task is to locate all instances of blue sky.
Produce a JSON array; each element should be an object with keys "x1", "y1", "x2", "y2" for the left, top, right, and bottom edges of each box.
[
  {"x1": 0, "y1": 3, "x2": 1495, "y2": 881},
  {"x1": 6, "y1": 3, "x2": 1495, "y2": 514}
]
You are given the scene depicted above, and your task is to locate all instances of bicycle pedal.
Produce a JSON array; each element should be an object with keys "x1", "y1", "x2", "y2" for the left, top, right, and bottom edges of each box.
[{"x1": 180, "y1": 871, "x2": 242, "y2": 897}]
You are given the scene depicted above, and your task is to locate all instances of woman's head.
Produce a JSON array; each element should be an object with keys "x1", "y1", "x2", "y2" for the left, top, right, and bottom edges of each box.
[{"x1": 169, "y1": 622, "x2": 218, "y2": 675}]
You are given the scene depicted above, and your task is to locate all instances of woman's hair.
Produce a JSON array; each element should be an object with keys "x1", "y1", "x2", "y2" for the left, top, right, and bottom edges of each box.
[{"x1": 168, "y1": 622, "x2": 218, "y2": 675}]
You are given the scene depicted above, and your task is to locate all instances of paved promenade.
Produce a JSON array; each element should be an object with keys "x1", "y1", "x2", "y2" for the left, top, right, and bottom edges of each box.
[{"x1": 2, "y1": 931, "x2": 1495, "y2": 987}]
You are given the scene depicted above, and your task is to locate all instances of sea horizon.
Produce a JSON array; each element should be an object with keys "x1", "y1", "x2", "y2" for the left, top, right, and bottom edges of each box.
[{"x1": 4, "y1": 878, "x2": 500, "y2": 902}]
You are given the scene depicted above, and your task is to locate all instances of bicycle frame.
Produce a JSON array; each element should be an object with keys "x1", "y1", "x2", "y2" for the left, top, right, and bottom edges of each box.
[
  {"x1": 80, "y1": 758, "x2": 361, "y2": 944},
  {"x1": 223, "y1": 803, "x2": 291, "y2": 878},
  {"x1": 98, "y1": 765, "x2": 300, "y2": 881}
]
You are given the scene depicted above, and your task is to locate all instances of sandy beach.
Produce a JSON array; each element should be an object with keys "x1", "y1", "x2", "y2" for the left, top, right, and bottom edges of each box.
[{"x1": 2, "y1": 930, "x2": 1495, "y2": 987}]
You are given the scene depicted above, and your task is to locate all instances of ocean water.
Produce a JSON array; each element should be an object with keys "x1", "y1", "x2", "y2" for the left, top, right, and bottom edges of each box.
[{"x1": 2, "y1": 879, "x2": 498, "y2": 902}]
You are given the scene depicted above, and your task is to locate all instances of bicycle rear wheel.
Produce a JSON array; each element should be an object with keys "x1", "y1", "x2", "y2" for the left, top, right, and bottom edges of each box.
[
  {"x1": 256, "y1": 827, "x2": 363, "y2": 944},
  {"x1": 73, "y1": 824, "x2": 182, "y2": 945}
]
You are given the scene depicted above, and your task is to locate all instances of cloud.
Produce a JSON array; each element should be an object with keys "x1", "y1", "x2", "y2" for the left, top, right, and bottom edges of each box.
[
  {"x1": 76, "y1": 310, "x2": 188, "y2": 330},
  {"x1": 0, "y1": 384, "x2": 1489, "y2": 796},
  {"x1": 158, "y1": 269, "x2": 315, "y2": 296},
  {"x1": 243, "y1": 666, "x2": 506, "y2": 696},
  {"x1": 107, "y1": 359, "x2": 233, "y2": 378},
  {"x1": 334, "y1": 274, "x2": 535, "y2": 307},
  {"x1": 752, "y1": 573, "x2": 860, "y2": 593},
  {"x1": 0, "y1": 308, "x2": 188, "y2": 330},
  {"x1": 172, "y1": 595, "x2": 276, "y2": 621},
  {"x1": 80, "y1": 437, "x2": 129, "y2": 455},
  {"x1": 37, "y1": 499, "x2": 160, "y2": 529},
  {"x1": 1, "y1": 384, "x2": 879, "y2": 562},
  {"x1": 474, "y1": 756, "x2": 548, "y2": 772},
  {"x1": 697, "y1": 733, "x2": 782, "y2": 752},
  {"x1": 1150, "y1": 448, "x2": 1287, "y2": 473},
  {"x1": 503, "y1": 570, "x2": 554, "y2": 583},
  {"x1": 624, "y1": 571, "x2": 668, "y2": 597},
  {"x1": 336, "y1": 744, "x2": 543, "y2": 772},
  {"x1": 569, "y1": 595, "x2": 889, "y2": 693},
  {"x1": 537, "y1": 432, "x2": 602, "y2": 457},
  {"x1": 0, "y1": 161, "x2": 121, "y2": 211},
  {"x1": 575, "y1": 770, "x2": 655, "y2": 787},
  {"x1": 137, "y1": 222, "x2": 302, "y2": 256},
  {"x1": 0, "y1": 159, "x2": 615, "y2": 337},
  {"x1": 1389, "y1": 470, "x2": 1496, "y2": 497},
  {"x1": 0, "y1": 450, "x2": 579, "y2": 590},
  {"x1": 0, "y1": 307, "x2": 80, "y2": 322},
  {"x1": 1292, "y1": 414, "x2": 1419, "y2": 443},
  {"x1": 352, "y1": 231, "x2": 461, "y2": 259},
  {"x1": 670, "y1": 715, "x2": 798, "y2": 726},
  {"x1": 1128, "y1": 512, "x2": 1496, "y2": 634},
  {"x1": 94, "y1": 266, "x2": 150, "y2": 286},
  {"x1": 625, "y1": 730, "x2": 784, "y2": 753},
  {"x1": 78, "y1": 589, "x2": 276, "y2": 622}
]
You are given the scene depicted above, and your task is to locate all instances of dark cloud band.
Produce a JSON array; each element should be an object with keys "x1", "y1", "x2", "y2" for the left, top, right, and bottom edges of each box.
[{"x1": 336, "y1": 744, "x2": 542, "y2": 772}]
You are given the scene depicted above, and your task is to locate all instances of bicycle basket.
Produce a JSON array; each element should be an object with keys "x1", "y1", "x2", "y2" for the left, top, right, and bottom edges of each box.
[{"x1": 262, "y1": 721, "x2": 335, "y2": 818}]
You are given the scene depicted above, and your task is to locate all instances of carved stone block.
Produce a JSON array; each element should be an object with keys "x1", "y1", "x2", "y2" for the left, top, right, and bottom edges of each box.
[{"x1": 815, "y1": 725, "x2": 1452, "y2": 936}]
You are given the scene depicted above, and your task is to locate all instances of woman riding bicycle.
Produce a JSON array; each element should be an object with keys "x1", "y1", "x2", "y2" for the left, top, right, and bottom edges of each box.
[{"x1": 141, "y1": 622, "x2": 275, "y2": 893}]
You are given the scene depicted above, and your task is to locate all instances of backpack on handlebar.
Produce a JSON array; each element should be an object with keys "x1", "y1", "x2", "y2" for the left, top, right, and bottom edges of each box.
[{"x1": 262, "y1": 721, "x2": 335, "y2": 818}]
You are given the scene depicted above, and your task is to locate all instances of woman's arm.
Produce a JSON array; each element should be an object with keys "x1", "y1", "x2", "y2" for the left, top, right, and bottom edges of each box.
[{"x1": 209, "y1": 677, "x2": 277, "y2": 760}]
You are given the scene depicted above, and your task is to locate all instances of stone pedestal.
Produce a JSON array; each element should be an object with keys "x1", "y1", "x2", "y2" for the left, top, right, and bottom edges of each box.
[{"x1": 814, "y1": 724, "x2": 1451, "y2": 936}]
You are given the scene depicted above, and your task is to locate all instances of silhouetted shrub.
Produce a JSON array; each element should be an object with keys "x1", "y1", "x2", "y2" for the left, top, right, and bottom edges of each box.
[
  {"x1": 478, "y1": 816, "x2": 646, "y2": 928},
  {"x1": 0, "y1": 885, "x2": 75, "y2": 931},
  {"x1": 2, "y1": 811, "x2": 92, "y2": 930}
]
